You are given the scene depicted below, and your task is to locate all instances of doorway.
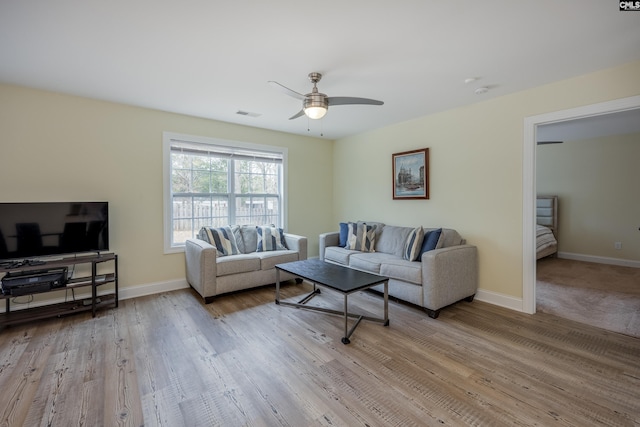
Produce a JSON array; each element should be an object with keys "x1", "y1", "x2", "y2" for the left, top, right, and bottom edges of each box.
[{"x1": 522, "y1": 95, "x2": 640, "y2": 314}]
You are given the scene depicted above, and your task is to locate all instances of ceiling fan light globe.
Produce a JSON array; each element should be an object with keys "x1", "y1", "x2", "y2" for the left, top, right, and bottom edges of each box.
[
  {"x1": 304, "y1": 106, "x2": 327, "y2": 119},
  {"x1": 303, "y1": 95, "x2": 329, "y2": 119}
]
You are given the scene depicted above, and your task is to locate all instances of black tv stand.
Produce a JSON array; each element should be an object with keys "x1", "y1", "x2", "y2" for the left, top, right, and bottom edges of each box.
[{"x1": 0, "y1": 253, "x2": 118, "y2": 327}]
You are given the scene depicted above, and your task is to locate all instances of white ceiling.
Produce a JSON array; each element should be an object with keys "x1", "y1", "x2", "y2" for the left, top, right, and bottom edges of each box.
[{"x1": 1, "y1": 1, "x2": 640, "y2": 140}]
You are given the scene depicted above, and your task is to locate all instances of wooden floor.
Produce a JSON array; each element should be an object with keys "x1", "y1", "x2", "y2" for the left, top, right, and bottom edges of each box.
[{"x1": 1, "y1": 281, "x2": 639, "y2": 426}]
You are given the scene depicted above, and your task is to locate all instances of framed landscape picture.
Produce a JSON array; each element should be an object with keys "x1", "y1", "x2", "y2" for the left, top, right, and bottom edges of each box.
[{"x1": 392, "y1": 148, "x2": 429, "y2": 200}]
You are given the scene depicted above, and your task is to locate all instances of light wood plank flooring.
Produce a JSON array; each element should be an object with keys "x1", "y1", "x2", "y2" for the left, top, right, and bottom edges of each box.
[{"x1": 1, "y1": 281, "x2": 639, "y2": 426}]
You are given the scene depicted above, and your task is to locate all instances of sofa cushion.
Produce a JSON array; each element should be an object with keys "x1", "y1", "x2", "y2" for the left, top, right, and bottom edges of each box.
[
  {"x1": 380, "y1": 259, "x2": 423, "y2": 285},
  {"x1": 216, "y1": 254, "x2": 260, "y2": 276},
  {"x1": 349, "y1": 252, "x2": 399, "y2": 274},
  {"x1": 403, "y1": 226, "x2": 424, "y2": 261},
  {"x1": 324, "y1": 246, "x2": 359, "y2": 265},
  {"x1": 345, "y1": 222, "x2": 376, "y2": 252},
  {"x1": 420, "y1": 228, "x2": 442, "y2": 257},
  {"x1": 200, "y1": 225, "x2": 240, "y2": 256},
  {"x1": 256, "y1": 250, "x2": 299, "y2": 270},
  {"x1": 376, "y1": 225, "x2": 413, "y2": 257},
  {"x1": 257, "y1": 225, "x2": 288, "y2": 252}
]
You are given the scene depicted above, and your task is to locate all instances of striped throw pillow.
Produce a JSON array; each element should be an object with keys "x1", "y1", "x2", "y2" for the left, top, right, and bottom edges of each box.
[
  {"x1": 403, "y1": 226, "x2": 424, "y2": 261},
  {"x1": 200, "y1": 226, "x2": 240, "y2": 256},
  {"x1": 345, "y1": 222, "x2": 376, "y2": 252},
  {"x1": 256, "y1": 226, "x2": 288, "y2": 252}
]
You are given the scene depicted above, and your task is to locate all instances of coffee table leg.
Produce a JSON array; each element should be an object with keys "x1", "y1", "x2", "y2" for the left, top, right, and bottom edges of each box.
[
  {"x1": 384, "y1": 280, "x2": 390, "y2": 326},
  {"x1": 342, "y1": 294, "x2": 350, "y2": 344},
  {"x1": 275, "y1": 269, "x2": 280, "y2": 304}
]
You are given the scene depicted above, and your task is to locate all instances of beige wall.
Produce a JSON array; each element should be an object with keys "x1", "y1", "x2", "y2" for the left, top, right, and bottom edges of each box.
[
  {"x1": 537, "y1": 132, "x2": 640, "y2": 261},
  {"x1": 0, "y1": 84, "x2": 334, "y2": 292},
  {"x1": 2, "y1": 59, "x2": 640, "y2": 305},
  {"x1": 333, "y1": 60, "x2": 640, "y2": 301}
]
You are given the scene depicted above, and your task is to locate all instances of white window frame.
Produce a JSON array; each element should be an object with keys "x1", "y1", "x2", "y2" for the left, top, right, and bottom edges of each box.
[{"x1": 162, "y1": 132, "x2": 288, "y2": 253}]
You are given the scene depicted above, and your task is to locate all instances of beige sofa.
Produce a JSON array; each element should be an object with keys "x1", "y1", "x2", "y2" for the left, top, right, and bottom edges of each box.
[
  {"x1": 319, "y1": 222, "x2": 478, "y2": 318},
  {"x1": 185, "y1": 225, "x2": 307, "y2": 303}
]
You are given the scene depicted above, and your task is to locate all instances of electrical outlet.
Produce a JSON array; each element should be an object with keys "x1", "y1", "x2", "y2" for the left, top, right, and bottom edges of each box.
[{"x1": 614, "y1": 242, "x2": 622, "y2": 250}]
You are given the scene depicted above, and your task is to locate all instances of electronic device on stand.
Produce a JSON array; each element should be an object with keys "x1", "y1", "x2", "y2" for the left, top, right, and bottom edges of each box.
[
  {"x1": 0, "y1": 201, "x2": 117, "y2": 327},
  {"x1": 0, "y1": 254, "x2": 118, "y2": 327}
]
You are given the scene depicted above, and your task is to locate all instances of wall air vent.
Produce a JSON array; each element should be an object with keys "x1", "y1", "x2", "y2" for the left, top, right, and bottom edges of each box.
[{"x1": 236, "y1": 110, "x2": 261, "y2": 118}]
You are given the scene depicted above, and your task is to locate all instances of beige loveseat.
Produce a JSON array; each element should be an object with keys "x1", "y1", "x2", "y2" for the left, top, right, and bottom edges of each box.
[
  {"x1": 319, "y1": 222, "x2": 477, "y2": 318},
  {"x1": 185, "y1": 225, "x2": 307, "y2": 303}
]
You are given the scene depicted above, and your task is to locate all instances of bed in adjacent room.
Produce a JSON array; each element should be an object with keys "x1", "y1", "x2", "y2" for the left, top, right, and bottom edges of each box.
[{"x1": 536, "y1": 195, "x2": 558, "y2": 259}]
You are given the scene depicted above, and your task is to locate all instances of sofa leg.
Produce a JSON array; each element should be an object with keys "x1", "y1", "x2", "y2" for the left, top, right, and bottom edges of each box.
[
  {"x1": 295, "y1": 278, "x2": 303, "y2": 284},
  {"x1": 425, "y1": 308, "x2": 440, "y2": 319},
  {"x1": 204, "y1": 296, "x2": 215, "y2": 304},
  {"x1": 465, "y1": 294, "x2": 475, "y2": 303}
]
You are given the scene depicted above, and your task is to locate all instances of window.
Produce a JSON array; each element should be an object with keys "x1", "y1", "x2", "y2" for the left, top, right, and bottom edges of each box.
[{"x1": 163, "y1": 132, "x2": 287, "y2": 252}]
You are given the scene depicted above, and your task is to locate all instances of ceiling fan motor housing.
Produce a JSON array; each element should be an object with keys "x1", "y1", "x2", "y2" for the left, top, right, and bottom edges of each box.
[{"x1": 304, "y1": 92, "x2": 328, "y2": 110}]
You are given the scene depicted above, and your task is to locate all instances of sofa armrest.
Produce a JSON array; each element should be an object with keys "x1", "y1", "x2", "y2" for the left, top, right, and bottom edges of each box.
[
  {"x1": 284, "y1": 233, "x2": 308, "y2": 260},
  {"x1": 421, "y1": 244, "x2": 478, "y2": 311},
  {"x1": 319, "y1": 231, "x2": 340, "y2": 261},
  {"x1": 185, "y1": 238, "x2": 218, "y2": 301}
]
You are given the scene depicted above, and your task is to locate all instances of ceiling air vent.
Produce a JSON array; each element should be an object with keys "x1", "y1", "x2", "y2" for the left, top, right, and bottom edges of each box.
[{"x1": 236, "y1": 110, "x2": 261, "y2": 118}]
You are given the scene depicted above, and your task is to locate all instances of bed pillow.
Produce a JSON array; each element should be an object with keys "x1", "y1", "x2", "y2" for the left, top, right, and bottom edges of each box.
[
  {"x1": 419, "y1": 228, "x2": 442, "y2": 257},
  {"x1": 403, "y1": 226, "x2": 425, "y2": 261},
  {"x1": 200, "y1": 226, "x2": 240, "y2": 256},
  {"x1": 256, "y1": 225, "x2": 288, "y2": 252},
  {"x1": 345, "y1": 222, "x2": 376, "y2": 252}
]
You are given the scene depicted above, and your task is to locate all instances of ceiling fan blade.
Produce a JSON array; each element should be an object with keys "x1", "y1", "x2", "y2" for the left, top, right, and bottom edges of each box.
[
  {"x1": 288, "y1": 109, "x2": 305, "y2": 120},
  {"x1": 268, "y1": 81, "x2": 306, "y2": 101},
  {"x1": 327, "y1": 97, "x2": 384, "y2": 106}
]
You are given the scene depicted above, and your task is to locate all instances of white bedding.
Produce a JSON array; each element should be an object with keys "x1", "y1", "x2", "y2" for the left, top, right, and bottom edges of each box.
[{"x1": 536, "y1": 224, "x2": 557, "y2": 259}]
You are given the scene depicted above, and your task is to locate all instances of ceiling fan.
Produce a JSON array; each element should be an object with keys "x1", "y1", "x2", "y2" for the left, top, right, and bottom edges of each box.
[{"x1": 268, "y1": 72, "x2": 384, "y2": 120}]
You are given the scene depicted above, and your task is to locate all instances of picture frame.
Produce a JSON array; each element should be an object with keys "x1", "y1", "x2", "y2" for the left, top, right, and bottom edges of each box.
[{"x1": 392, "y1": 148, "x2": 429, "y2": 200}]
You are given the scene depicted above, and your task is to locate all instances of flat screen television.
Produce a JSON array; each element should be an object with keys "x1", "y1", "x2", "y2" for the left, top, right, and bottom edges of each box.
[{"x1": 0, "y1": 202, "x2": 109, "y2": 261}]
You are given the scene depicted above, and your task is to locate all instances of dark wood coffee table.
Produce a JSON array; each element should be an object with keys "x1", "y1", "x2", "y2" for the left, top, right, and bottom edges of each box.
[{"x1": 275, "y1": 259, "x2": 389, "y2": 344}]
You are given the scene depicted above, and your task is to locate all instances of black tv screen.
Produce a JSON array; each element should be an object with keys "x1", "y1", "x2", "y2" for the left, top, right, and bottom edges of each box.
[{"x1": 0, "y1": 202, "x2": 109, "y2": 261}]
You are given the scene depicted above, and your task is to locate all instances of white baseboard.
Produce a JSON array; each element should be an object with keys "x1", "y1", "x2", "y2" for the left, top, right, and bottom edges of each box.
[
  {"x1": 475, "y1": 289, "x2": 525, "y2": 313},
  {"x1": 558, "y1": 252, "x2": 640, "y2": 268},
  {"x1": 119, "y1": 278, "x2": 189, "y2": 301},
  {"x1": 0, "y1": 279, "x2": 190, "y2": 314}
]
